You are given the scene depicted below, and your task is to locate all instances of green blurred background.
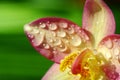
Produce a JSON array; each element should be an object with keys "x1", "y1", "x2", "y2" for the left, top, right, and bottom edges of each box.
[{"x1": 0, "y1": 0, "x2": 120, "y2": 80}]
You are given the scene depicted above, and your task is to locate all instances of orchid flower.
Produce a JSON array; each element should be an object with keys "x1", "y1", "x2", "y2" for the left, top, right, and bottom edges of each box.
[{"x1": 24, "y1": 0, "x2": 120, "y2": 80}]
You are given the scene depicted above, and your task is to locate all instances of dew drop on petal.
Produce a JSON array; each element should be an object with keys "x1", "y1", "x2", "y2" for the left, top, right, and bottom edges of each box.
[
  {"x1": 104, "y1": 39, "x2": 113, "y2": 49},
  {"x1": 66, "y1": 40, "x2": 69, "y2": 43},
  {"x1": 68, "y1": 25, "x2": 75, "y2": 34},
  {"x1": 53, "y1": 50, "x2": 58, "y2": 55},
  {"x1": 53, "y1": 50, "x2": 57, "y2": 55},
  {"x1": 52, "y1": 31, "x2": 56, "y2": 37},
  {"x1": 53, "y1": 39, "x2": 62, "y2": 46},
  {"x1": 59, "y1": 22, "x2": 68, "y2": 28},
  {"x1": 43, "y1": 44, "x2": 50, "y2": 49},
  {"x1": 28, "y1": 34, "x2": 34, "y2": 39},
  {"x1": 32, "y1": 32, "x2": 45, "y2": 46},
  {"x1": 105, "y1": 52, "x2": 112, "y2": 60},
  {"x1": 84, "y1": 34, "x2": 89, "y2": 41},
  {"x1": 49, "y1": 39, "x2": 53, "y2": 43},
  {"x1": 45, "y1": 31, "x2": 55, "y2": 44},
  {"x1": 49, "y1": 23, "x2": 57, "y2": 30},
  {"x1": 114, "y1": 39, "x2": 117, "y2": 42},
  {"x1": 60, "y1": 45, "x2": 63, "y2": 48},
  {"x1": 57, "y1": 30, "x2": 66, "y2": 37},
  {"x1": 70, "y1": 35, "x2": 81, "y2": 47},
  {"x1": 32, "y1": 27, "x2": 39, "y2": 34},
  {"x1": 58, "y1": 45, "x2": 68, "y2": 52},
  {"x1": 39, "y1": 23, "x2": 46, "y2": 28},
  {"x1": 32, "y1": 39, "x2": 40, "y2": 46},
  {"x1": 113, "y1": 47, "x2": 120, "y2": 56}
]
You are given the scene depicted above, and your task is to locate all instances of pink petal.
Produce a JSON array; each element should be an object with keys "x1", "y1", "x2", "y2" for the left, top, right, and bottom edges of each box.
[
  {"x1": 97, "y1": 35, "x2": 120, "y2": 79},
  {"x1": 82, "y1": 0, "x2": 115, "y2": 47},
  {"x1": 24, "y1": 17, "x2": 93, "y2": 63},
  {"x1": 42, "y1": 63, "x2": 80, "y2": 80}
]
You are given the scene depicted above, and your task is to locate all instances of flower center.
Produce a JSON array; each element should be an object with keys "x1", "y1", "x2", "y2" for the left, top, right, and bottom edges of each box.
[
  {"x1": 74, "y1": 49, "x2": 106, "y2": 79},
  {"x1": 60, "y1": 49, "x2": 108, "y2": 79}
]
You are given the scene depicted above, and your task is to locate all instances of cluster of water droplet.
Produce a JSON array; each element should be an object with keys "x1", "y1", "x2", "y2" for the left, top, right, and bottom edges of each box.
[
  {"x1": 97, "y1": 36, "x2": 120, "y2": 79},
  {"x1": 24, "y1": 20, "x2": 91, "y2": 60},
  {"x1": 98, "y1": 37, "x2": 120, "y2": 63}
]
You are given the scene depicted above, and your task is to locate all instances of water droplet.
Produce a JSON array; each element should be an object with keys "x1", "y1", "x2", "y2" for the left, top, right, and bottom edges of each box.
[
  {"x1": 49, "y1": 23, "x2": 57, "y2": 30},
  {"x1": 105, "y1": 52, "x2": 112, "y2": 60},
  {"x1": 53, "y1": 51, "x2": 57, "y2": 54},
  {"x1": 84, "y1": 34, "x2": 89, "y2": 41},
  {"x1": 83, "y1": 66, "x2": 89, "y2": 70},
  {"x1": 57, "y1": 30, "x2": 66, "y2": 37},
  {"x1": 114, "y1": 39, "x2": 117, "y2": 42},
  {"x1": 59, "y1": 22, "x2": 68, "y2": 28},
  {"x1": 98, "y1": 76, "x2": 104, "y2": 80},
  {"x1": 52, "y1": 31, "x2": 56, "y2": 37},
  {"x1": 58, "y1": 44, "x2": 68, "y2": 52},
  {"x1": 43, "y1": 44, "x2": 50, "y2": 49},
  {"x1": 45, "y1": 31, "x2": 56, "y2": 46},
  {"x1": 104, "y1": 39, "x2": 113, "y2": 49},
  {"x1": 24, "y1": 24, "x2": 32, "y2": 32},
  {"x1": 49, "y1": 39, "x2": 53, "y2": 43},
  {"x1": 70, "y1": 35, "x2": 81, "y2": 47},
  {"x1": 28, "y1": 34, "x2": 34, "y2": 38},
  {"x1": 65, "y1": 40, "x2": 69, "y2": 43},
  {"x1": 60, "y1": 45, "x2": 63, "y2": 47},
  {"x1": 68, "y1": 26, "x2": 75, "y2": 34},
  {"x1": 40, "y1": 32, "x2": 43, "y2": 34},
  {"x1": 32, "y1": 31, "x2": 45, "y2": 46},
  {"x1": 113, "y1": 48, "x2": 119, "y2": 56},
  {"x1": 32, "y1": 27, "x2": 39, "y2": 34},
  {"x1": 39, "y1": 23, "x2": 46, "y2": 28},
  {"x1": 53, "y1": 38, "x2": 62, "y2": 46}
]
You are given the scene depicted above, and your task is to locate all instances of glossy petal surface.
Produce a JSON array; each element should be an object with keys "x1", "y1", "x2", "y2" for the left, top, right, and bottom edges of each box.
[
  {"x1": 42, "y1": 63, "x2": 80, "y2": 80},
  {"x1": 24, "y1": 17, "x2": 93, "y2": 63},
  {"x1": 82, "y1": 0, "x2": 115, "y2": 47},
  {"x1": 97, "y1": 35, "x2": 120, "y2": 79}
]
